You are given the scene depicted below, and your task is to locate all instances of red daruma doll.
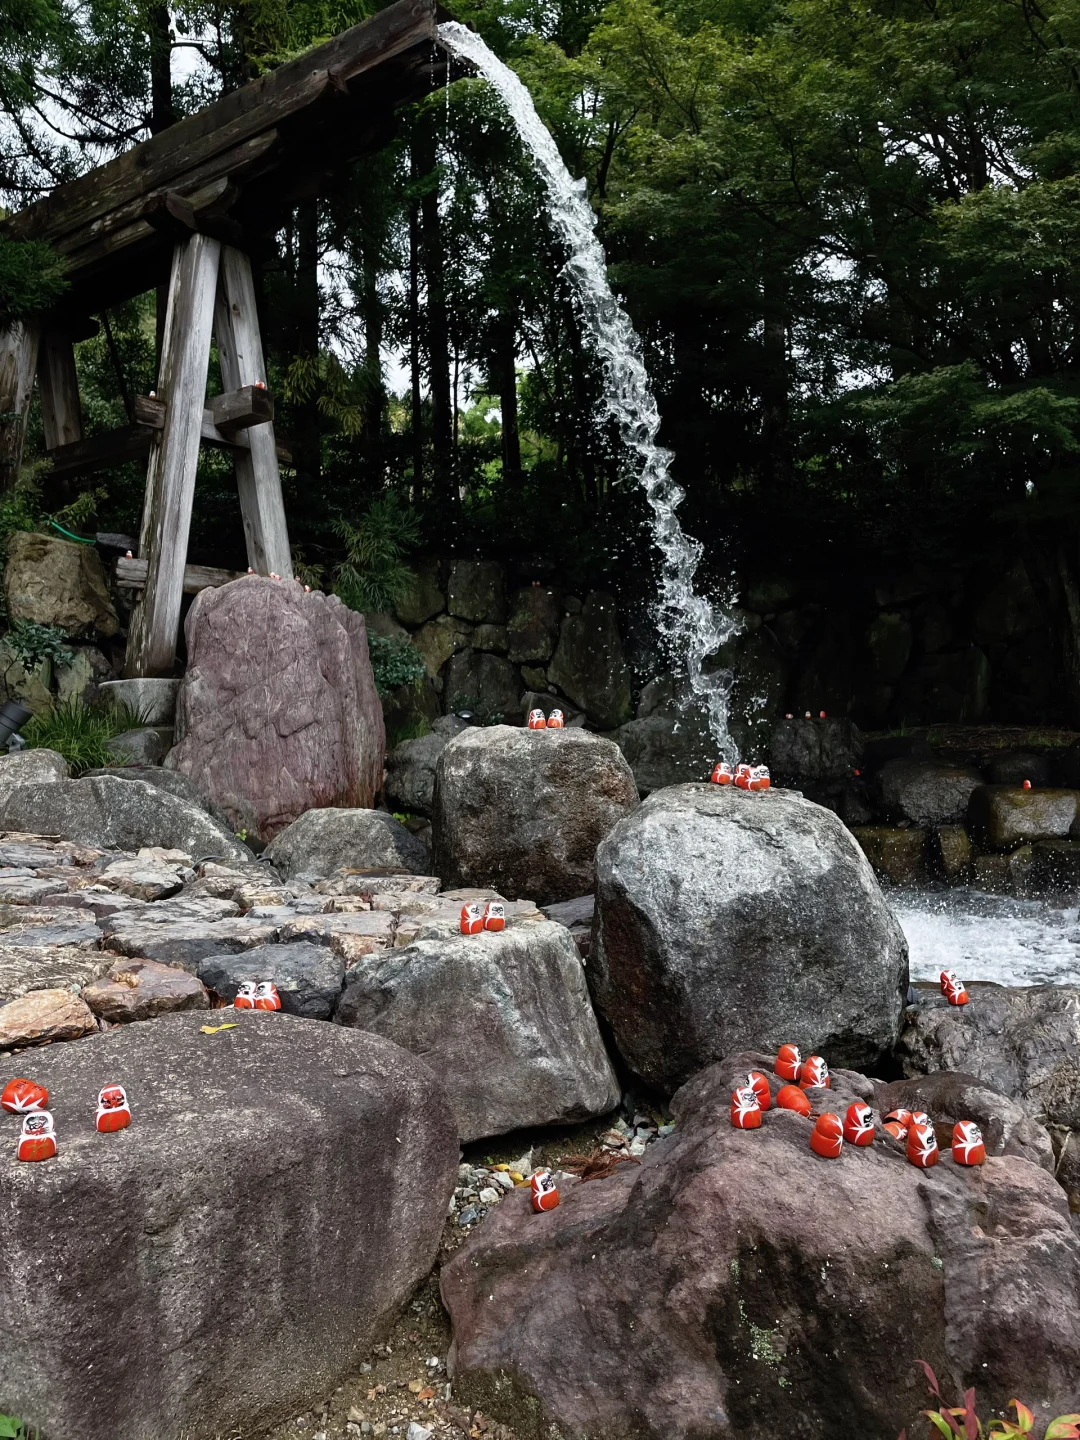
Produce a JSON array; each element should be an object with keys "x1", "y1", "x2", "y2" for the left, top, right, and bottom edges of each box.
[
  {"x1": 882, "y1": 1108, "x2": 913, "y2": 1140},
  {"x1": 748, "y1": 765, "x2": 771, "y2": 792},
  {"x1": 775, "y1": 1084, "x2": 811, "y2": 1116},
  {"x1": 17, "y1": 1110, "x2": 57, "y2": 1162},
  {"x1": 253, "y1": 981, "x2": 281, "y2": 1011},
  {"x1": 234, "y1": 980, "x2": 257, "y2": 1010},
  {"x1": 460, "y1": 902, "x2": 485, "y2": 936},
  {"x1": 734, "y1": 763, "x2": 752, "y2": 791},
  {"x1": 843, "y1": 1102, "x2": 875, "y2": 1146},
  {"x1": 1, "y1": 1078, "x2": 48, "y2": 1114},
  {"x1": 527, "y1": 709, "x2": 547, "y2": 730},
  {"x1": 810, "y1": 1113, "x2": 843, "y2": 1159},
  {"x1": 745, "y1": 1071, "x2": 772, "y2": 1111},
  {"x1": 483, "y1": 901, "x2": 505, "y2": 932},
  {"x1": 711, "y1": 761, "x2": 733, "y2": 786},
  {"x1": 907, "y1": 1119, "x2": 939, "y2": 1169},
  {"x1": 531, "y1": 1171, "x2": 559, "y2": 1212},
  {"x1": 730, "y1": 1085, "x2": 762, "y2": 1130},
  {"x1": 800, "y1": 1055, "x2": 830, "y2": 1090},
  {"x1": 952, "y1": 1121, "x2": 986, "y2": 1166},
  {"x1": 940, "y1": 970, "x2": 969, "y2": 1006},
  {"x1": 547, "y1": 709, "x2": 565, "y2": 729},
  {"x1": 96, "y1": 1084, "x2": 131, "y2": 1133},
  {"x1": 775, "y1": 1044, "x2": 802, "y2": 1082}
]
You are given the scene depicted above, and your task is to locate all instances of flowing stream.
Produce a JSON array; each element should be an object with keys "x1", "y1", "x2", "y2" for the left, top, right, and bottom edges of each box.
[
  {"x1": 892, "y1": 889, "x2": 1080, "y2": 987},
  {"x1": 438, "y1": 23, "x2": 740, "y2": 756}
]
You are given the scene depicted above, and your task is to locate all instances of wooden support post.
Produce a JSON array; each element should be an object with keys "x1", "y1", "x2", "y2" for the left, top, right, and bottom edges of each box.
[
  {"x1": 125, "y1": 232, "x2": 221, "y2": 677},
  {"x1": 215, "y1": 245, "x2": 293, "y2": 577},
  {"x1": 0, "y1": 320, "x2": 41, "y2": 492},
  {"x1": 38, "y1": 328, "x2": 83, "y2": 449}
]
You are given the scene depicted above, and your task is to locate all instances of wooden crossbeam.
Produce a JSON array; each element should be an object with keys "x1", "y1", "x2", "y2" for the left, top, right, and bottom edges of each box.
[
  {"x1": 114, "y1": 556, "x2": 246, "y2": 594},
  {"x1": 206, "y1": 383, "x2": 274, "y2": 435}
]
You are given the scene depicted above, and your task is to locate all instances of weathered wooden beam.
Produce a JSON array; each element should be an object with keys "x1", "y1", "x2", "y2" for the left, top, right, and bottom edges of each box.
[
  {"x1": 47, "y1": 424, "x2": 159, "y2": 480},
  {"x1": 38, "y1": 329, "x2": 83, "y2": 450},
  {"x1": 6, "y1": 0, "x2": 438, "y2": 250},
  {"x1": 206, "y1": 383, "x2": 274, "y2": 435},
  {"x1": 125, "y1": 233, "x2": 222, "y2": 678},
  {"x1": 114, "y1": 555, "x2": 246, "y2": 594},
  {"x1": 0, "y1": 320, "x2": 41, "y2": 492},
  {"x1": 215, "y1": 245, "x2": 293, "y2": 578}
]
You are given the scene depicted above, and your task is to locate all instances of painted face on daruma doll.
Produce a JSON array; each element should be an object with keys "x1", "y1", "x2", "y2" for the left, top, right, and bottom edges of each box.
[{"x1": 96, "y1": 1084, "x2": 131, "y2": 1132}]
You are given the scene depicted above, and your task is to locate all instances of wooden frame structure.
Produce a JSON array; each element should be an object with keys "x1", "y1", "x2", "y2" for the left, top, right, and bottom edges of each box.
[{"x1": 0, "y1": 0, "x2": 445, "y2": 677}]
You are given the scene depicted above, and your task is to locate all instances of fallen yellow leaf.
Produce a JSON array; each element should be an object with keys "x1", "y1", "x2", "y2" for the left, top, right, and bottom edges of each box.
[
  {"x1": 408, "y1": 1380, "x2": 423, "y2": 1394},
  {"x1": 417, "y1": 1387, "x2": 436, "y2": 1401},
  {"x1": 199, "y1": 1023, "x2": 238, "y2": 1035}
]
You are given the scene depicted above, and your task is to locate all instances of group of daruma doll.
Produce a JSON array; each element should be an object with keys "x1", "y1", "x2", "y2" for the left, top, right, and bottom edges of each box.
[
  {"x1": 1, "y1": 1077, "x2": 132, "y2": 1161},
  {"x1": 730, "y1": 970, "x2": 983, "y2": 1169}
]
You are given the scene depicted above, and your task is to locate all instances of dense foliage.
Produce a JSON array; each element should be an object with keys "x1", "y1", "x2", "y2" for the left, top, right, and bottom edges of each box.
[{"x1": 4, "y1": 0, "x2": 1080, "y2": 654}]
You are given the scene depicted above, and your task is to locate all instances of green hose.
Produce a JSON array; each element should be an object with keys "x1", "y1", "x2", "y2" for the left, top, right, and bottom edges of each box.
[{"x1": 48, "y1": 519, "x2": 96, "y2": 545}]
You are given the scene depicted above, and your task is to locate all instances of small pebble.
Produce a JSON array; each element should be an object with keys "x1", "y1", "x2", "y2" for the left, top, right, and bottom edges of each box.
[
  {"x1": 457, "y1": 1207, "x2": 478, "y2": 1227},
  {"x1": 478, "y1": 1186, "x2": 500, "y2": 1205}
]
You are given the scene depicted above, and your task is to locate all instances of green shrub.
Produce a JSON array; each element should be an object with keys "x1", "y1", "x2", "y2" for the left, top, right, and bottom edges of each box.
[
  {"x1": 901, "y1": 1363, "x2": 1080, "y2": 1440},
  {"x1": 368, "y1": 633, "x2": 426, "y2": 697},
  {"x1": 332, "y1": 495, "x2": 421, "y2": 614},
  {"x1": 0, "y1": 1413, "x2": 37, "y2": 1438},
  {"x1": 5, "y1": 620, "x2": 74, "y2": 671},
  {"x1": 21, "y1": 697, "x2": 148, "y2": 775}
]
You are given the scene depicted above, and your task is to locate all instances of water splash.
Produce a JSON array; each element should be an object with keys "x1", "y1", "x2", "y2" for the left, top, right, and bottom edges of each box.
[{"x1": 438, "y1": 22, "x2": 740, "y2": 756}]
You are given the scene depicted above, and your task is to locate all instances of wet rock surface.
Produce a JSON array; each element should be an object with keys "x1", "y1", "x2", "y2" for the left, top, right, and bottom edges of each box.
[
  {"x1": 432, "y1": 726, "x2": 638, "y2": 904},
  {"x1": 442, "y1": 1050, "x2": 1080, "y2": 1440},
  {"x1": 967, "y1": 784, "x2": 1079, "y2": 850},
  {"x1": 0, "y1": 1012, "x2": 458, "y2": 1440},
  {"x1": 591, "y1": 784, "x2": 909, "y2": 1091},
  {"x1": 875, "y1": 758, "x2": 983, "y2": 827},
  {"x1": 266, "y1": 806, "x2": 431, "y2": 880}
]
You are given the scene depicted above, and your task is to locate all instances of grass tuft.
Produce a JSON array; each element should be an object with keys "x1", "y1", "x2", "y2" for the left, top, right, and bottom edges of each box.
[{"x1": 21, "y1": 697, "x2": 150, "y2": 775}]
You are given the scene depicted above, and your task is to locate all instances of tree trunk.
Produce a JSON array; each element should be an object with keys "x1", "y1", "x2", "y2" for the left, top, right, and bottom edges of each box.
[
  {"x1": 415, "y1": 122, "x2": 455, "y2": 522},
  {"x1": 491, "y1": 310, "x2": 522, "y2": 492},
  {"x1": 146, "y1": 2, "x2": 175, "y2": 372},
  {"x1": 408, "y1": 176, "x2": 424, "y2": 504},
  {"x1": 294, "y1": 199, "x2": 321, "y2": 491}
]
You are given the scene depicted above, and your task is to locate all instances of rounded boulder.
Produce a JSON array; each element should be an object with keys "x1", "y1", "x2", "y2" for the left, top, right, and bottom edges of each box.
[
  {"x1": 432, "y1": 725, "x2": 638, "y2": 904},
  {"x1": 0, "y1": 1011, "x2": 457, "y2": 1440},
  {"x1": 590, "y1": 783, "x2": 908, "y2": 1091}
]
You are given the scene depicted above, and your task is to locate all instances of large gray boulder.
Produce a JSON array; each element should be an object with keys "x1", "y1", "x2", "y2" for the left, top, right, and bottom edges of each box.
[
  {"x1": 336, "y1": 921, "x2": 620, "y2": 1142},
  {"x1": 432, "y1": 726, "x2": 639, "y2": 904},
  {"x1": 968, "y1": 784, "x2": 1079, "y2": 850},
  {"x1": 265, "y1": 807, "x2": 430, "y2": 880},
  {"x1": 875, "y1": 758, "x2": 983, "y2": 827},
  {"x1": 383, "y1": 716, "x2": 468, "y2": 818},
  {"x1": 167, "y1": 576, "x2": 385, "y2": 842},
  {"x1": 590, "y1": 784, "x2": 908, "y2": 1091},
  {"x1": 0, "y1": 1012, "x2": 457, "y2": 1440},
  {"x1": 899, "y1": 984, "x2": 1080, "y2": 1130},
  {"x1": 83, "y1": 763, "x2": 234, "y2": 831},
  {"x1": 442, "y1": 1052, "x2": 1080, "y2": 1440},
  {"x1": 4, "y1": 530, "x2": 119, "y2": 638},
  {"x1": 0, "y1": 747, "x2": 70, "y2": 789},
  {"x1": 0, "y1": 776, "x2": 249, "y2": 861}
]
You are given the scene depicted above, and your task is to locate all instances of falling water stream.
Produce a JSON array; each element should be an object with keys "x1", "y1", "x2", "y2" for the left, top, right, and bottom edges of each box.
[{"x1": 438, "y1": 23, "x2": 741, "y2": 756}]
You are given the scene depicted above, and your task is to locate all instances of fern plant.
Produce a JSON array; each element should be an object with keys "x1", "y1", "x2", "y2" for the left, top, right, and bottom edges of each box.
[{"x1": 332, "y1": 495, "x2": 421, "y2": 614}]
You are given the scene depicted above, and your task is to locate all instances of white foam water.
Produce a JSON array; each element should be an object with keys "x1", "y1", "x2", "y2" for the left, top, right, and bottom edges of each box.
[
  {"x1": 438, "y1": 23, "x2": 740, "y2": 756},
  {"x1": 892, "y1": 888, "x2": 1080, "y2": 987}
]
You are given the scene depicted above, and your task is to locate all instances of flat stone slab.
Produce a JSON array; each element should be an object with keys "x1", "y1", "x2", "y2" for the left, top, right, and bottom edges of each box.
[
  {"x1": 0, "y1": 945, "x2": 114, "y2": 1005},
  {"x1": 197, "y1": 942, "x2": 345, "y2": 1019},
  {"x1": 100, "y1": 917, "x2": 279, "y2": 969},
  {"x1": 0, "y1": 987, "x2": 96, "y2": 1048}
]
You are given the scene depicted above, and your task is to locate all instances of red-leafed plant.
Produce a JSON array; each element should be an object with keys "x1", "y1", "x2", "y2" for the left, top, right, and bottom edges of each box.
[{"x1": 899, "y1": 1363, "x2": 1080, "y2": 1440}]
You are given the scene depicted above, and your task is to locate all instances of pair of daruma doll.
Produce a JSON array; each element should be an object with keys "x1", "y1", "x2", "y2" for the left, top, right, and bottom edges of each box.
[
  {"x1": 460, "y1": 900, "x2": 505, "y2": 935},
  {"x1": 2, "y1": 1078, "x2": 132, "y2": 1161},
  {"x1": 234, "y1": 980, "x2": 281, "y2": 1010},
  {"x1": 528, "y1": 709, "x2": 565, "y2": 730},
  {"x1": 711, "y1": 762, "x2": 771, "y2": 790}
]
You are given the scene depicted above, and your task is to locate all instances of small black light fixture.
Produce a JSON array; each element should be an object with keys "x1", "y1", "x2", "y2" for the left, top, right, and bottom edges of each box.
[{"x1": 0, "y1": 700, "x2": 32, "y2": 750}]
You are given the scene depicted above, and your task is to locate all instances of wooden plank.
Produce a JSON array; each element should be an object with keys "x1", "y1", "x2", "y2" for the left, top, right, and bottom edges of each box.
[
  {"x1": 48, "y1": 424, "x2": 158, "y2": 479},
  {"x1": 215, "y1": 245, "x2": 293, "y2": 577},
  {"x1": 132, "y1": 395, "x2": 167, "y2": 428},
  {"x1": 125, "y1": 233, "x2": 222, "y2": 678},
  {"x1": 0, "y1": 320, "x2": 41, "y2": 492},
  {"x1": 38, "y1": 329, "x2": 83, "y2": 450},
  {"x1": 114, "y1": 555, "x2": 246, "y2": 594},
  {"x1": 6, "y1": 0, "x2": 437, "y2": 249},
  {"x1": 206, "y1": 384, "x2": 274, "y2": 435}
]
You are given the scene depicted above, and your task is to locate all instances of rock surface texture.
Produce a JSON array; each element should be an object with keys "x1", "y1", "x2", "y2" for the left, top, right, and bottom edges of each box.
[
  {"x1": 383, "y1": 716, "x2": 468, "y2": 818},
  {"x1": 266, "y1": 806, "x2": 430, "y2": 880},
  {"x1": 590, "y1": 784, "x2": 909, "y2": 1091},
  {"x1": 768, "y1": 715, "x2": 863, "y2": 783},
  {"x1": 3, "y1": 530, "x2": 119, "y2": 637},
  {"x1": 168, "y1": 577, "x2": 385, "y2": 841},
  {"x1": 0, "y1": 1012, "x2": 458, "y2": 1440},
  {"x1": 336, "y1": 921, "x2": 619, "y2": 1141},
  {"x1": 875, "y1": 758, "x2": 983, "y2": 827},
  {"x1": 432, "y1": 726, "x2": 639, "y2": 904},
  {"x1": 968, "y1": 784, "x2": 1078, "y2": 850},
  {"x1": 0, "y1": 776, "x2": 249, "y2": 861},
  {"x1": 442, "y1": 1052, "x2": 1080, "y2": 1440},
  {"x1": 546, "y1": 592, "x2": 632, "y2": 729}
]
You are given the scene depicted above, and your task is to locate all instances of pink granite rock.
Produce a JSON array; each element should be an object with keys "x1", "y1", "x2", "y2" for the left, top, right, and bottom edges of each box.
[{"x1": 168, "y1": 577, "x2": 384, "y2": 841}]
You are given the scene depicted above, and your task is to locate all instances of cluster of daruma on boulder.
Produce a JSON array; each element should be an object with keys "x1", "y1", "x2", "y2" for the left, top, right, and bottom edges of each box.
[{"x1": 729, "y1": 1043, "x2": 987, "y2": 1169}]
